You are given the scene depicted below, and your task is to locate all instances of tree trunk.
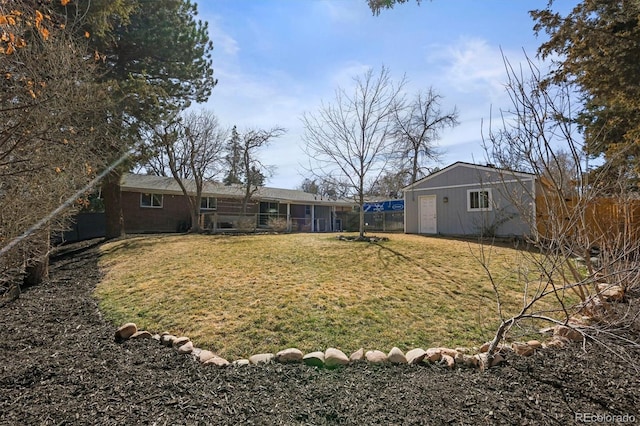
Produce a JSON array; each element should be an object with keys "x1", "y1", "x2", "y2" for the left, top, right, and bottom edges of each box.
[
  {"x1": 23, "y1": 254, "x2": 49, "y2": 287},
  {"x1": 358, "y1": 190, "x2": 365, "y2": 238},
  {"x1": 189, "y1": 205, "x2": 201, "y2": 233},
  {"x1": 104, "y1": 169, "x2": 124, "y2": 240},
  {"x1": 23, "y1": 229, "x2": 50, "y2": 287}
]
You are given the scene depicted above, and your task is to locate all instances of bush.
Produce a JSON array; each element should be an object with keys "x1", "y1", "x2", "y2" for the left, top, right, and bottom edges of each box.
[
  {"x1": 236, "y1": 217, "x2": 256, "y2": 232},
  {"x1": 267, "y1": 217, "x2": 289, "y2": 232}
]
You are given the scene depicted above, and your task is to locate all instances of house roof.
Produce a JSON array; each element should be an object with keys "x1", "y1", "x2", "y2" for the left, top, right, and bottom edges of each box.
[
  {"x1": 120, "y1": 173, "x2": 355, "y2": 206},
  {"x1": 403, "y1": 161, "x2": 536, "y2": 191}
]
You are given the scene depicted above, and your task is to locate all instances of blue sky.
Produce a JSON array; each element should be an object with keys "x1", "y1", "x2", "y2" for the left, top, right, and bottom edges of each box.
[{"x1": 196, "y1": 0, "x2": 576, "y2": 189}]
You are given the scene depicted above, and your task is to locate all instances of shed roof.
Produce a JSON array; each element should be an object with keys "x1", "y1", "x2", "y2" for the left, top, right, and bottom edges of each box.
[
  {"x1": 403, "y1": 161, "x2": 536, "y2": 191},
  {"x1": 120, "y1": 173, "x2": 354, "y2": 206}
]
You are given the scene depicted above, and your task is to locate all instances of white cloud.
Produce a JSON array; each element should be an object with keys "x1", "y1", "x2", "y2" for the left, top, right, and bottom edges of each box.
[
  {"x1": 313, "y1": 1, "x2": 364, "y2": 26},
  {"x1": 205, "y1": 15, "x2": 240, "y2": 57},
  {"x1": 428, "y1": 37, "x2": 509, "y2": 101}
]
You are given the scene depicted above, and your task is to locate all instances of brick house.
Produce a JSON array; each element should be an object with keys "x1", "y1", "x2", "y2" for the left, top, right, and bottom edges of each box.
[{"x1": 120, "y1": 173, "x2": 355, "y2": 233}]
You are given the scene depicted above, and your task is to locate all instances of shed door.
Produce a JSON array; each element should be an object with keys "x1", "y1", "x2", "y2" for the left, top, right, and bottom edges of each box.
[{"x1": 419, "y1": 195, "x2": 437, "y2": 234}]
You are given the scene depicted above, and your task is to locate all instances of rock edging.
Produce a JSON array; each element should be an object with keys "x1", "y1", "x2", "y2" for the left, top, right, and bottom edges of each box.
[{"x1": 114, "y1": 322, "x2": 588, "y2": 371}]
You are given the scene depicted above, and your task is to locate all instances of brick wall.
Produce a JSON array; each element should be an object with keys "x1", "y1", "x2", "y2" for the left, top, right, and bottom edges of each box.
[
  {"x1": 122, "y1": 191, "x2": 260, "y2": 233},
  {"x1": 122, "y1": 191, "x2": 191, "y2": 233}
]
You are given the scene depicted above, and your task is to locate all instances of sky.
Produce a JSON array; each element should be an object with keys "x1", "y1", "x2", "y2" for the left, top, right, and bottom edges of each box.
[{"x1": 195, "y1": 0, "x2": 577, "y2": 189}]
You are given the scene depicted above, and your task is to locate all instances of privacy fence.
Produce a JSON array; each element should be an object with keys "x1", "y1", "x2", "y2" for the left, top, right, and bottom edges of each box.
[{"x1": 535, "y1": 195, "x2": 640, "y2": 248}]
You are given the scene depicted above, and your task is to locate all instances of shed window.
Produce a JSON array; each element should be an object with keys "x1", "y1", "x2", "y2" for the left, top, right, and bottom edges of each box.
[
  {"x1": 467, "y1": 189, "x2": 492, "y2": 211},
  {"x1": 200, "y1": 196, "x2": 217, "y2": 210},
  {"x1": 141, "y1": 193, "x2": 163, "y2": 208}
]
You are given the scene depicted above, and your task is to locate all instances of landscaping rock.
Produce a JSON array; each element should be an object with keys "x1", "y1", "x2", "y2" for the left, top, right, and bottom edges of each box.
[
  {"x1": 199, "y1": 350, "x2": 216, "y2": 363},
  {"x1": 365, "y1": 350, "x2": 387, "y2": 364},
  {"x1": 544, "y1": 337, "x2": 568, "y2": 348},
  {"x1": 204, "y1": 356, "x2": 229, "y2": 367},
  {"x1": 597, "y1": 283, "x2": 625, "y2": 302},
  {"x1": 479, "y1": 342, "x2": 490, "y2": 353},
  {"x1": 160, "y1": 334, "x2": 176, "y2": 347},
  {"x1": 130, "y1": 330, "x2": 152, "y2": 339},
  {"x1": 114, "y1": 323, "x2": 137, "y2": 342},
  {"x1": 569, "y1": 315, "x2": 593, "y2": 326},
  {"x1": 172, "y1": 336, "x2": 190, "y2": 348},
  {"x1": 462, "y1": 354, "x2": 478, "y2": 367},
  {"x1": 475, "y1": 353, "x2": 505, "y2": 371},
  {"x1": 275, "y1": 348, "x2": 303, "y2": 363},
  {"x1": 324, "y1": 348, "x2": 349, "y2": 368},
  {"x1": 496, "y1": 344, "x2": 513, "y2": 356},
  {"x1": 425, "y1": 348, "x2": 442, "y2": 362},
  {"x1": 527, "y1": 340, "x2": 542, "y2": 349},
  {"x1": 405, "y1": 348, "x2": 427, "y2": 365},
  {"x1": 232, "y1": 359, "x2": 250, "y2": 366},
  {"x1": 512, "y1": 342, "x2": 535, "y2": 357},
  {"x1": 151, "y1": 334, "x2": 161, "y2": 341},
  {"x1": 554, "y1": 325, "x2": 582, "y2": 341},
  {"x1": 177, "y1": 341, "x2": 194, "y2": 354},
  {"x1": 441, "y1": 354, "x2": 455, "y2": 369},
  {"x1": 349, "y1": 348, "x2": 364, "y2": 362},
  {"x1": 303, "y1": 351, "x2": 325, "y2": 368},
  {"x1": 249, "y1": 353, "x2": 275, "y2": 365},
  {"x1": 387, "y1": 347, "x2": 407, "y2": 364},
  {"x1": 437, "y1": 347, "x2": 458, "y2": 358}
]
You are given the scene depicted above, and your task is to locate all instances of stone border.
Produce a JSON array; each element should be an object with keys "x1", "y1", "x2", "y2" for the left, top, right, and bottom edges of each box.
[{"x1": 114, "y1": 322, "x2": 585, "y2": 371}]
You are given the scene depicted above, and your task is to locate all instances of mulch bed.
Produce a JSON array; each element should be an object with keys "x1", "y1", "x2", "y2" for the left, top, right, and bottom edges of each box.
[{"x1": 0, "y1": 241, "x2": 639, "y2": 425}]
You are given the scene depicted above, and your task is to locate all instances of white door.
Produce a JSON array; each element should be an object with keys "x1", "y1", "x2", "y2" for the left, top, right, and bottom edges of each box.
[{"x1": 419, "y1": 195, "x2": 437, "y2": 234}]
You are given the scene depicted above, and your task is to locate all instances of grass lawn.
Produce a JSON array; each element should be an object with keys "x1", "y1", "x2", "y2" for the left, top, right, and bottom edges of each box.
[{"x1": 96, "y1": 233, "x2": 570, "y2": 360}]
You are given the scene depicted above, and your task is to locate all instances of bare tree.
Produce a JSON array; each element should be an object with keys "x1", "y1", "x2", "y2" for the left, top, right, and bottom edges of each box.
[
  {"x1": 536, "y1": 148, "x2": 580, "y2": 199},
  {"x1": 298, "y1": 177, "x2": 350, "y2": 200},
  {"x1": 366, "y1": 170, "x2": 410, "y2": 199},
  {"x1": 228, "y1": 127, "x2": 286, "y2": 213},
  {"x1": 480, "y1": 54, "x2": 640, "y2": 365},
  {"x1": 302, "y1": 66, "x2": 405, "y2": 238},
  {"x1": 148, "y1": 110, "x2": 228, "y2": 233},
  {"x1": 393, "y1": 88, "x2": 459, "y2": 184}
]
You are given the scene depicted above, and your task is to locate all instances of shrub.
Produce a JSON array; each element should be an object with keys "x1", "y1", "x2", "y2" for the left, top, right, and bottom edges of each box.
[
  {"x1": 236, "y1": 217, "x2": 256, "y2": 232},
  {"x1": 267, "y1": 217, "x2": 289, "y2": 233}
]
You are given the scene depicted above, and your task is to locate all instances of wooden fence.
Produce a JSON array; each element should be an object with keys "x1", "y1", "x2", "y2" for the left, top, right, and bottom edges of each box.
[{"x1": 536, "y1": 195, "x2": 640, "y2": 248}]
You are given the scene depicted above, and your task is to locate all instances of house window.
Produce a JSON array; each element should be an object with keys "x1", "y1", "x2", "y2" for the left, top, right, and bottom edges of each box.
[
  {"x1": 140, "y1": 193, "x2": 163, "y2": 208},
  {"x1": 200, "y1": 196, "x2": 217, "y2": 210},
  {"x1": 467, "y1": 189, "x2": 492, "y2": 211}
]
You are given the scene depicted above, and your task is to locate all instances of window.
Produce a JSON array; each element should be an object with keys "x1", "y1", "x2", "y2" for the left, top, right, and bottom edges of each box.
[
  {"x1": 467, "y1": 189, "x2": 492, "y2": 211},
  {"x1": 140, "y1": 193, "x2": 163, "y2": 208},
  {"x1": 200, "y1": 196, "x2": 217, "y2": 210}
]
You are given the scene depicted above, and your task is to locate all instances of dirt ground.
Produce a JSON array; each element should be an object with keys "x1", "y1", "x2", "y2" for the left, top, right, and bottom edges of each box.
[{"x1": 0, "y1": 241, "x2": 639, "y2": 425}]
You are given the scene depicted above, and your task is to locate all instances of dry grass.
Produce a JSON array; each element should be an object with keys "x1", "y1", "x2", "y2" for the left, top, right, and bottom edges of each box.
[{"x1": 95, "y1": 233, "x2": 570, "y2": 359}]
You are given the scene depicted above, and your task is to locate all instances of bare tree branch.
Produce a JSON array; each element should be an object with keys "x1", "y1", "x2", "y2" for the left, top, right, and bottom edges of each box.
[{"x1": 302, "y1": 65, "x2": 405, "y2": 238}]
